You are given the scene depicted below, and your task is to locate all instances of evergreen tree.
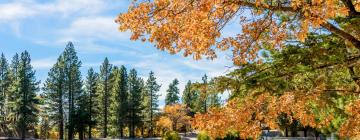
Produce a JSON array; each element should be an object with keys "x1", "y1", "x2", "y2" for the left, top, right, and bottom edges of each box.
[
  {"x1": 195, "y1": 74, "x2": 208, "y2": 113},
  {"x1": 138, "y1": 79, "x2": 146, "y2": 136},
  {"x1": 128, "y1": 69, "x2": 143, "y2": 138},
  {"x1": 207, "y1": 80, "x2": 221, "y2": 108},
  {"x1": 17, "y1": 51, "x2": 40, "y2": 139},
  {"x1": 42, "y1": 56, "x2": 65, "y2": 139},
  {"x1": 111, "y1": 65, "x2": 128, "y2": 138},
  {"x1": 39, "y1": 115, "x2": 50, "y2": 139},
  {"x1": 6, "y1": 53, "x2": 21, "y2": 132},
  {"x1": 39, "y1": 98, "x2": 51, "y2": 140},
  {"x1": 207, "y1": 94, "x2": 221, "y2": 108},
  {"x1": 84, "y1": 68, "x2": 98, "y2": 139},
  {"x1": 98, "y1": 57, "x2": 112, "y2": 138},
  {"x1": 165, "y1": 79, "x2": 180, "y2": 105},
  {"x1": 62, "y1": 42, "x2": 82, "y2": 140},
  {"x1": 0, "y1": 53, "x2": 10, "y2": 124},
  {"x1": 74, "y1": 92, "x2": 90, "y2": 140},
  {"x1": 182, "y1": 80, "x2": 197, "y2": 110},
  {"x1": 143, "y1": 71, "x2": 160, "y2": 137}
]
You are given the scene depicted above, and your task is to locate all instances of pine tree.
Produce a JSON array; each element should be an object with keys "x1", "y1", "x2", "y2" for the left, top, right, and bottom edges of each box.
[
  {"x1": 111, "y1": 65, "x2": 128, "y2": 138},
  {"x1": 182, "y1": 80, "x2": 197, "y2": 110},
  {"x1": 42, "y1": 56, "x2": 65, "y2": 139},
  {"x1": 39, "y1": 115, "x2": 50, "y2": 139},
  {"x1": 208, "y1": 94, "x2": 221, "y2": 108},
  {"x1": 195, "y1": 74, "x2": 208, "y2": 113},
  {"x1": 74, "y1": 92, "x2": 89, "y2": 140},
  {"x1": 128, "y1": 69, "x2": 143, "y2": 138},
  {"x1": 39, "y1": 98, "x2": 51, "y2": 140},
  {"x1": 0, "y1": 53, "x2": 10, "y2": 124},
  {"x1": 165, "y1": 79, "x2": 180, "y2": 105},
  {"x1": 84, "y1": 68, "x2": 98, "y2": 139},
  {"x1": 98, "y1": 57, "x2": 112, "y2": 138},
  {"x1": 62, "y1": 42, "x2": 83, "y2": 140},
  {"x1": 143, "y1": 71, "x2": 160, "y2": 137},
  {"x1": 17, "y1": 51, "x2": 40, "y2": 139},
  {"x1": 6, "y1": 53, "x2": 21, "y2": 132},
  {"x1": 138, "y1": 78, "x2": 145, "y2": 137}
]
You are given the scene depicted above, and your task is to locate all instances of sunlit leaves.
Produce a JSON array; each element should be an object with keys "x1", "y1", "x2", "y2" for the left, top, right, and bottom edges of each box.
[
  {"x1": 157, "y1": 104, "x2": 192, "y2": 131},
  {"x1": 116, "y1": 0, "x2": 354, "y2": 65}
]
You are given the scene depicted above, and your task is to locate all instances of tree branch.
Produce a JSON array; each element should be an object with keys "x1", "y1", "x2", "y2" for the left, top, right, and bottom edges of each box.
[
  {"x1": 341, "y1": 0, "x2": 360, "y2": 17},
  {"x1": 321, "y1": 21, "x2": 360, "y2": 49},
  {"x1": 229, "y1": 1, "x2": 360, "y2": 49}
]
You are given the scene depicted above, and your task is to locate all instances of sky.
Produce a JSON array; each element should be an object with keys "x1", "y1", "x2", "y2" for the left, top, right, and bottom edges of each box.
[{"x1": 0, "y1": 0, "x2": 237, "y2": 108}]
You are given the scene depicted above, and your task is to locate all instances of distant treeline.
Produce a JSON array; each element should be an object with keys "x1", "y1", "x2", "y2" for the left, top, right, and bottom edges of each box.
[{"x1": 0, "y1": 42, "x2": 221, "y2": 139}]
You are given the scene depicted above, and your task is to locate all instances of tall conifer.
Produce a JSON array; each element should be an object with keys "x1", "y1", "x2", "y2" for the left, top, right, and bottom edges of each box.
[
  {"x1": 0, "y1": 53, "x2": 10, "y2": 123},
  {"x1": 165, "y1": 79, "x2": 180, "y2": 105},
  {"x1": 62, "y1": 42, "x2": 82, "y2": 140},
  {"x1": 98, "y1": 58, "x2": 112, "y2": 138},
  {"x1": 143, "y1": 71, "x2": 160, "y2": 136},
  {"x1": 42, "y1": 56, "x2": 65, "y2": 139},
  {"x1": 128, "y1": 69, "x2": 143, "y2": 138},
  {"x1": 17, "y1": 51, "x2": 40, "y2": 139},
  {"x1": 84, "y1": 68, "x2": 98, "y2": 139}
]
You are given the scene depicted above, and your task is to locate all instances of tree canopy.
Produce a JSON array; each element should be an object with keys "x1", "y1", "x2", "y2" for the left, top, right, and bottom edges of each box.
[{"x1": 116, "y1": 0, "x2": 360, "y2": 64}]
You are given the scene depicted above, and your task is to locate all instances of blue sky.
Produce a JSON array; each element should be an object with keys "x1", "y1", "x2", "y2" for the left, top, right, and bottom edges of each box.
[{"x1": 0, "y1": 0, "x2": 236, "y2": 108}]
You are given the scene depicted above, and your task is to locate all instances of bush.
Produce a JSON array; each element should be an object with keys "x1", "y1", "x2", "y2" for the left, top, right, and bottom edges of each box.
[
  {"x1": 217, "y1": 132, "x2": 240, "y2": 140},
  {"x1": 197, "y1": 131, "x2": 211, "y2": 140},
  {"x1": 163, "y1": 131, "x2": 181, "y2": 140}
]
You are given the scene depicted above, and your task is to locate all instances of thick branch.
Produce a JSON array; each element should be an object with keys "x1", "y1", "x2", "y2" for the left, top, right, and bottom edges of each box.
[
  {"x1": 229, "y1": 1, "x2": 360, "y2": 49},
  {"x1": 341, "y1": 0, "x2": 360, "y2": 16},
  {"x1": 348, "y1": 66, "x2": 360, "y2": 87},
  {"x1": 322, "y1": 21, "x2": 360, "y2": 49}
]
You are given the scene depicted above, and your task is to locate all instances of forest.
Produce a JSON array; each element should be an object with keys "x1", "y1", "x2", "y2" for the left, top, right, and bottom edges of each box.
[
  {"x1": 1, "y1": 0, "x2": 360, "y2": 139},
  {"x1": 0, "y1": 42, "x2": 221, "y2": 139}
]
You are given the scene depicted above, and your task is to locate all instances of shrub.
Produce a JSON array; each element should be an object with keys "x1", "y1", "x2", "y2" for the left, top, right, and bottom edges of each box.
[
  {"x1": 163, "y1": 131, "x2": 181, "y2": 140},
  {"x1": 197, "y1": 131, "x2": 211, "y2": 140},
  {"x1": 217, "y1": 132, "x2": 240, "y2": 140}
]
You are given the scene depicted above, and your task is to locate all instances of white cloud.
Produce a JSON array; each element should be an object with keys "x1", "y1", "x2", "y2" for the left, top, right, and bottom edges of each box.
[
  {"x1": 0, "y1": 0, "x2": 126, "y2": 22},
  {"x1": 0, "y1": 2, "x2": 36, "y2": 22},
  {"x1": 31, "y1": 57, "x2": 56, "y2": 70},
  {"x1": 44, "y1": 0, "x2": 106, "y2": 17},
  {"x1": 60, "y1": 16, "x2": 131, "y2": 41}
]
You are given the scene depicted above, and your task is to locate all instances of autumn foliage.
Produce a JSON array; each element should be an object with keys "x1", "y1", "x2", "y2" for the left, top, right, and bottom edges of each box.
[
  {"x1": 157, "y1": 104, "x2": 191, "y2": 132},
  {"x1": 116, "y1": 0, "x2": 360, "y2": 64},
  {"x1": 116, "y1": 0, "x2": 360, "y2": 139},
  {"x1": 193, "y1": 90, "x2": 336, "y2": 139}
]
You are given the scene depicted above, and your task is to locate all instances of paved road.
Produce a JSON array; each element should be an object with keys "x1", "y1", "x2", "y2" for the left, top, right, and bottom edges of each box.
[{"x1": 179, "y1": 132, "x2": 197, "y2": 140}]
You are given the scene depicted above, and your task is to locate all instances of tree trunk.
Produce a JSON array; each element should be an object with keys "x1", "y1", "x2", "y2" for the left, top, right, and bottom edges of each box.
[
  {"x1": 315, "y1": 131, "x2": 319, "y2": 140},
  {"x1": 59, "y1": 118, "x2": 64, "y2": 140},
  {"x1": 150, "y1": 91, "x2": 153, "y2": 137},
  {"x1": 68, "y1": 80, "x2": 74, "y2": 140},
  {"x1": 88, "y1": 124, "x2": 92, "y2": 140},
  {"x1": 59, "y1": 97, "x2": 64, "y2": 140},
  {"x1": 141, "y1": 126, "x2": 144, "y2": 137},
  {"x1": 79, "y1": 130, "x2": 84, "y2": 140},
  {"x1": 21, "y1": 121, "x2": 26, "y2": 140},
  {"x1": 103, "y1": 79, "x2": 108, "y2": 138},
  {"x1": 88, "y1": 94, "x2": 92, "y2": 139},
  {"x1": 120, "y1": 124, "x2": 123, "y2": 138},
  {"x1": 172, "y1": 121, "x2": 177, "y2": 131}
]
